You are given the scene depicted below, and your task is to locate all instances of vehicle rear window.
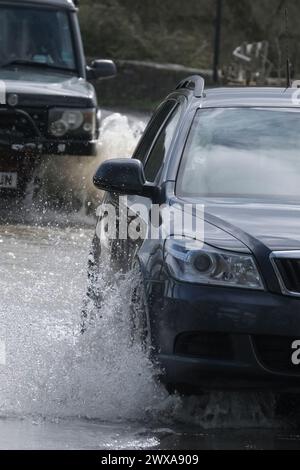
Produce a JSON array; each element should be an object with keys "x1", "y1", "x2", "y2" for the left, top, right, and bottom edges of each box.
[{"x1": 177, "y1": 107, "x2": 300, "y2": 200}]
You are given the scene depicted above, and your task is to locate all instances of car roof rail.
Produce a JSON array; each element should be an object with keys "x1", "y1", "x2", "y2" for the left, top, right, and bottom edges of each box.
[{"x1": 175, "y1": 75, "x2": 205, "y2": 98}]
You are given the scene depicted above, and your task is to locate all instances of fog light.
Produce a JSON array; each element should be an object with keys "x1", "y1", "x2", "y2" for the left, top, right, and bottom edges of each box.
[
  {"x1": 50, "y1": 119, "x2": 68, "y2": 137},
  {"x1": 83, "y1": 122, "x2": 93, "y2": 132}
]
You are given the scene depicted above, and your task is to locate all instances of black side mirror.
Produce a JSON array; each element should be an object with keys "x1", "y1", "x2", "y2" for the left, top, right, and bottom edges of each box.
[
  {"x1": 93, "y1": 158, "x2": 155, "y2": 198},
  {"x1": 86, "y1": 59, "x2": 117, "y2": 80}
]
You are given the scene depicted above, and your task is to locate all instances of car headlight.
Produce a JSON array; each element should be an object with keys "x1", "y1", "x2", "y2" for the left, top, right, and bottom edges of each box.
[
  {"x1": 164, "y1": 237, "x2": 264, "y2": 290},
  {"x1": 48, "y1": 108, "x2": 96, "y2": 137}
]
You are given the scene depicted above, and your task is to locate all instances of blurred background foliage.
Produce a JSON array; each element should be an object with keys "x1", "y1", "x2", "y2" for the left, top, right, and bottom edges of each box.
[{"x1": 79, "y1": 0, "x2": 300, "y2": 73}]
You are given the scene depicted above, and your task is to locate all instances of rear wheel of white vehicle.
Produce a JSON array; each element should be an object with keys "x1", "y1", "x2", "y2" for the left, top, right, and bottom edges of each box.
[{"x1": 129, "y1": 261, "x2": 152, "y2": 354}]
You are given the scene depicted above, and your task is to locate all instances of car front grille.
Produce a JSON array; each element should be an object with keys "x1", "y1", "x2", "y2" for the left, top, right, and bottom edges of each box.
[
  {"x1": 253, "y1": 335, "x2": 300, "y2": 374},
  {"x1": 270, "y1": 252, "x2": 300, "y2": 296},
  {"x1": 25, "y1": 108, "x2": 48, "y2": 135},
  {"x1": 0, "y1": 109, "x2": 40, "y2": 144}
]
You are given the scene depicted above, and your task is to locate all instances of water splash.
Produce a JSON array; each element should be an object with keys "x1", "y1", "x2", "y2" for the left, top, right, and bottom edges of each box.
[
  {"x1": 169, "y1": 391, "x2": 277, "y2": 430},
  {"x1": 0, "y1": 224, "x2": 276, "y2": 427},
  {"x1": 0, "y1": 226, "x2": 171, "y2": 421},
  {"x1": 35, "y1": 112, "x2": 147, "y2": 214},
  {"x1": 0, "y1": 111, "x2": 147, "y2": 226}
]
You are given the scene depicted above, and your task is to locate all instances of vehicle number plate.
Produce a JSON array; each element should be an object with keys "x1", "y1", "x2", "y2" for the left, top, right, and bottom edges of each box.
[{"x1": 0, "y1": 172, "x2": 18, "y2": 189}]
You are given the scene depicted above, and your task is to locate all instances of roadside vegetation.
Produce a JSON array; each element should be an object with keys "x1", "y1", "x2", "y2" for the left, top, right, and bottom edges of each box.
[{"x1": 80, "y1": 0, "x2": 300, "y2": 74}]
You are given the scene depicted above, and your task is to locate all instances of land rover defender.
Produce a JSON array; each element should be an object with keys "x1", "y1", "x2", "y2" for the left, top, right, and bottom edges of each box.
[{"x1": 0, "y1": 0, "x2": 116, "y2": 195}]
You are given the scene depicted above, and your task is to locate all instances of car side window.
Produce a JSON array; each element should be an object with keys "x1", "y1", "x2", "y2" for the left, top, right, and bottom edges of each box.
[
  {"x1": 134, "y1": 100, "x2": 177, "y2": 164},
  {"x1": 144, "y1": 103, "x2": 183, "y2": 182}
]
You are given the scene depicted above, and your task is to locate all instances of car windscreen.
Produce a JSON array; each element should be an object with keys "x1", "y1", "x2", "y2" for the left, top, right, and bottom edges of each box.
[
  {"x1": 0, "y1": 5, "x2": 76, "y2": 71},
  {"x1": 177, "y1": 107, "x2": 300, "y2": 200}
]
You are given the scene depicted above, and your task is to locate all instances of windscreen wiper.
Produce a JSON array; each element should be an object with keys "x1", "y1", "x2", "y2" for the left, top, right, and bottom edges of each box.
[{"x1": 0, "y1": 59, "x2": 75, "y2": 73}]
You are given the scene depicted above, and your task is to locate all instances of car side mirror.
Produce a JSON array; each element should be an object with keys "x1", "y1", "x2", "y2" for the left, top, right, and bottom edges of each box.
[
  {"x1": 86, "y1": 59, "x2": 117, "y2": 80},
  {"x1": 93, "y1": 158, "x2": 155, "y2": 198}
]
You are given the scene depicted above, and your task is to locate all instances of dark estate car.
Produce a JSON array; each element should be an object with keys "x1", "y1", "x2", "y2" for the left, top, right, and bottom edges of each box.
[
  {"x1": 89, "y1": 77, "x2": 300, "y2": 393},
  {"x1": 0, "y1": 0, "x2": 116, "y2": 194}
]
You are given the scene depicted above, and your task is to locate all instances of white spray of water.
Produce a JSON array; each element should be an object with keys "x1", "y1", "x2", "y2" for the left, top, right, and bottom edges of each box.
[
  {"x1": 0, "y1": 225, "x2": 277, "y2": 429},
  {"x1": 0, "y1": 225, "x2": 176, "y2": 422},
  {"x1": 35, "y1": 113, "x2": 146, "y2": 211}
]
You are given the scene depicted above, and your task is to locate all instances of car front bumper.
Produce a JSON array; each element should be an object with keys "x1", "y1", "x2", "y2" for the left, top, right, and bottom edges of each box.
[
  {"x1": 1, "y1": 139, "x2": 98, "y2": 157},
  {"x1": 0, "y1": 107, "x2": 98, "y2": 157},
  {"x1": 150, "y1": 281, "x2": 300, "y2": 391}
]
